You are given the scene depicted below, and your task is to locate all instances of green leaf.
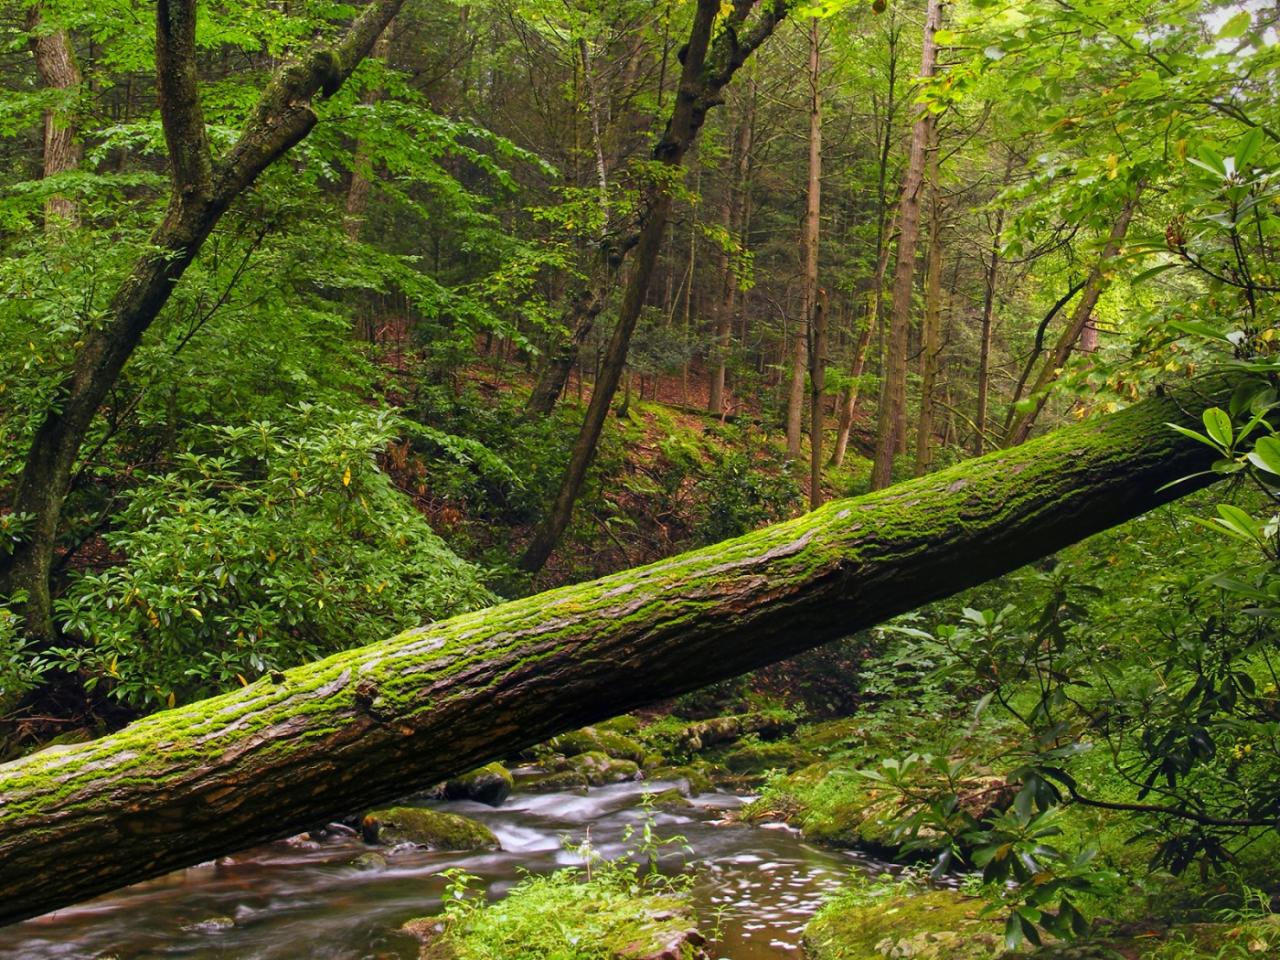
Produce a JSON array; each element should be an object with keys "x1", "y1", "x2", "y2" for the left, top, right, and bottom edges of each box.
[
  {"x1": 1235, "y1": 126, "x2": 1265, "y2": 170},
  {"x1": 1217, "y1": 503, "x2": 1261, "y2": 541},
  {"x1": 1202, "y1": 408, "x2": 1233, "y2": 448},
  {"x1": 1247, "y1": 436, "x2": 1280, "y2": 476},
  {"x1": 1167, "y1": 319, "x2": 1230, "y2": 342},
  {"x1": 1218, "y1": 10, "x2": 1251, "y2": 40},
  {"x1": 1166, "y1": 423, "x2": 1221, "y2": 452},
  {"x1": 1004, "y1": 913, "x2": 1025, "y2": 951},
  {"x1": 1132, "y1": 262, "x2": 1179, "y2": 285}
]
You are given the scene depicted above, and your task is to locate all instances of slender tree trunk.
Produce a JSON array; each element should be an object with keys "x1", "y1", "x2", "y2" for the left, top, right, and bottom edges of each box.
[
  {"x1": 973, "y1": 207, "x2": 1005, "y2": 455},
  {"x1": 525, "y1": 35, "x2": 616, "y2": 417},
  {"x1": 0, "y1": 0, "x2": 412, "y2": 641},
  {"x1": 914, "y1": 118, "x2": 942, "y2": 476},
  {"x1": 803, "y1": 19, "x2": 825, "y2": 507},
  {"x1": 682, "y1": 169, "x2": 699, "y2": 407},
  {"x1": 526, "y1": 282, "x2": 615, "y2": 416},
  {"x1": 830, "y1": 213, "x2": 895, "y2": 467},
  {"x1": 27, "y1": 5, "x2": 82, "y2": 228},
  {"x1": 785, "y1": 309, "x2": 808, "y2": 459},
  {"x1": 870, "y1": 0, "x2": 941, "y2": 490},
  {"x1": 1002, "y1": 279, "x2": 1090, "y2": 439},
  {"x1": 343, "y1": 23, "x2": 394, "y2": 342},
  {"x1": 709, "y1": 80, "x2": 755, "y2": 417},
  {"x1": 1005, "y1": 191, "x2": 1140, "y2": 446},
  {"x1": 0, "y1": 375, "x2": 1247, "y2": 925},
  {"x1": 343, "y1": 24, "x2": 394, "y2": 244},
  {"x1": 518, "y1": 0, "x2": 794, "y2": 574},
  {"x1": 830, "y1": 9, "x2": 900, "y2": 469}
]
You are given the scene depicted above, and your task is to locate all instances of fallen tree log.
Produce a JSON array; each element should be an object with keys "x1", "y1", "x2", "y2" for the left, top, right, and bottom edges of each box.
[{"x1": 0, "y1": 377, "x2": 1237, "y2": 924}]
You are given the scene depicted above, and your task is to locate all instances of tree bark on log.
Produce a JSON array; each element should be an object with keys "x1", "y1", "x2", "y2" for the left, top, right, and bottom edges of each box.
[{"x1": 0, "y1": 375, "x2": 1244, "y2": 925}]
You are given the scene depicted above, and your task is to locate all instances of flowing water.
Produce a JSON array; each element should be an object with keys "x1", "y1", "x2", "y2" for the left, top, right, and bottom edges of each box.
[{"x1": 0, "y1": 779, "x2": 890, "y2": 960}]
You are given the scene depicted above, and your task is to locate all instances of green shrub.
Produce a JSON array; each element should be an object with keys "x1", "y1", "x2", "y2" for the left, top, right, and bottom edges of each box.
[{"x1": 53, "y1": 403, "x2": 492, "y2": 709}]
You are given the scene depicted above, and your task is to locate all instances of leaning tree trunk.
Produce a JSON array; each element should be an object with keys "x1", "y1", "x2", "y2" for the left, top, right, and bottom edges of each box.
[
  {"x1": 1004, "y1": 191, "x2": 1139, "y2": 447},
  {"x1": 518, "y1": 0, "x2": 794, "y2": 573},
  {"x1": 0, "y1": 374, "x2": 1248, "y2": 924}
]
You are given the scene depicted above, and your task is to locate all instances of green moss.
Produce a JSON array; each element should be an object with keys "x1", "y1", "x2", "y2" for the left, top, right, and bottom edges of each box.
[
  {"x1": 408, "y1": 871, "x2": 704, "y2": 960},
  {"x1": 360, "y1": 807, "x2": 499, "y2": 850},
  {"x1": 512, "y1": 769, "x2": 589, "y2": 794},
  {"x1": 641, "y1": 788, "x2": 693, "y2": 810},
  {"x1": 597, "y1": 715, "x2": 642, "y2": 736},
  {"x1": 564, "y1": 751, "x2": 641, "y2": 786},
  {"x1": 717, "y1": 740, "x2": 816, "y2": 777},
  {"x1": 551, "y1": 727, "x2": 648, "y2": 764},
  {"x1": 804, "y1": 886, "x2": 1004, "y2": 960},
  {"x1": 648, "y1": 764, "x2": 714, "y2": 796},
  {"x1": 443, "y1": 763, "x2": 514, "y2": 806}
]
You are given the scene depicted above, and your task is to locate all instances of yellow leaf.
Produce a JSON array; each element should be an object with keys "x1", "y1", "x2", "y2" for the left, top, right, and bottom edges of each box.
[
  {"x1": 236, "y1": 674, "x2": 248, "y2": 687},
  {"x1": 1107, "y1": 153, "x2": 1118, "y2": 179},
  {"x1": 342, "y1": 466, "x2": 352, "y2": 487},
  {"x1": 167, "y1": 691, "x2": 176, "y2": 708}
]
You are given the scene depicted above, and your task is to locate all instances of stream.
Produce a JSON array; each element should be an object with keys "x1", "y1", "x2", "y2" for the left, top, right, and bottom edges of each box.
[{"x1": 0, "y1": 778, "x2": 891, "y2": 960}]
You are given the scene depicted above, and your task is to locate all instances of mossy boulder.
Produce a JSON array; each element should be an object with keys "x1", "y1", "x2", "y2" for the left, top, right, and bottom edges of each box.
[
  {"x1": 677, "y1": 713, "x2": 795, "y2": 753},
  {"x1": 719, "y1": 740, "x2": 817, "y2": 776},
  {"x1": 804, "y1": 889, "x2": 1004, "y2": 960},
  {"x1": 598, "y1": 715, "x2": 642, "y2": 736},
  {"x1": 568, "y1": 751, "x2": 641, "y2": 786},
  {"x1": 514, "y1": 768, "x2": 590, "y2": 794},
  {"x1": 360, "y1": 807, "x2": 499, "y2": 851},
  {"x1": 641, "y1": 788, "x2": 693, "y2": 811},
  {"x1": 648, "y1": 764, "x2": 715, "y2": 796},
  {"x1": 552, "y1": 726, "x2": 648, "y2": 764},
  {"x1": 350, "y1": 851, "x2": 388, "y2": 871},
  {"x1": 443, "y1": 762, "x2": 514, "y2": 806}
]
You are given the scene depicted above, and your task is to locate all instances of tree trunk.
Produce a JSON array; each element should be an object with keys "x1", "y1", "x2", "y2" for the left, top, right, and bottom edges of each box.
[
  {"x1": 973, "y1": 207, "x2": 1005, "y2": 456},
  {"x1": 1005, "y1": 191, "x2": 1139, "y2": 447},
  {"x1": 343, "y1": 23, "x2": 395, "y2": 244},
  {"x1": 785, "y1": 309, "x2": 808, "y2": 459},
  {"x1": 526, "y1": 282, "x2": 614, "y2": 415},
  {"x1": 27, "y1": 5, "x2": 82, "y2": 228},
  {"x1": 1002, "y1": 278, "x2": 1091, "y2": 439},
  {"x1": 0, "y1": 0, "x2": 411, "y2": 642},
  {"x1": 804, "y1": 18, "x2": 824, "y2": 508},
  {"x1": 914, "y1": 119, "x2": 942, "y2": 476},
  {"x1": 709, "y1": 80, "x2": 755, "y2": 417},
  {"x1": 518, "y1": 0, "x2": 794, "y2": 573},
  {"x1": 0, "y1": 375, "x2": 1244, "y2": 925},
  {"x1": 830, "y1": 212, "x2": 895, "y2": 468},
  {"x1": 830, "y1": 14, "x2": 900, "y2": 469},
  {"x1": 870, "y1": 0, "x2": 941, "y2": 490}
]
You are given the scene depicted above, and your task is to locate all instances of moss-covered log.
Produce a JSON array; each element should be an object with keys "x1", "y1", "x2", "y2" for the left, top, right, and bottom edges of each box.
[{"x1": 0, "y1": 378, "x2": 1237, "y2": 924}]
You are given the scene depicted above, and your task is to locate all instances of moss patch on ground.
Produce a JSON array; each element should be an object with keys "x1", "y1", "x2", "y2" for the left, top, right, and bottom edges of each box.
[
  {"x1": 804, "y1": 887, "x2": 1005, "y2": 960},
  {"x1": 407, "y1": 871, "x2": 705, "y2": 960}
]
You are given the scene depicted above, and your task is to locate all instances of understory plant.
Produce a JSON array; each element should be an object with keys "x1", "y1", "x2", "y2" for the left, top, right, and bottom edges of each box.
[{"x1": 50, "y1": 403, "x2": 492, "y2": 709}]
